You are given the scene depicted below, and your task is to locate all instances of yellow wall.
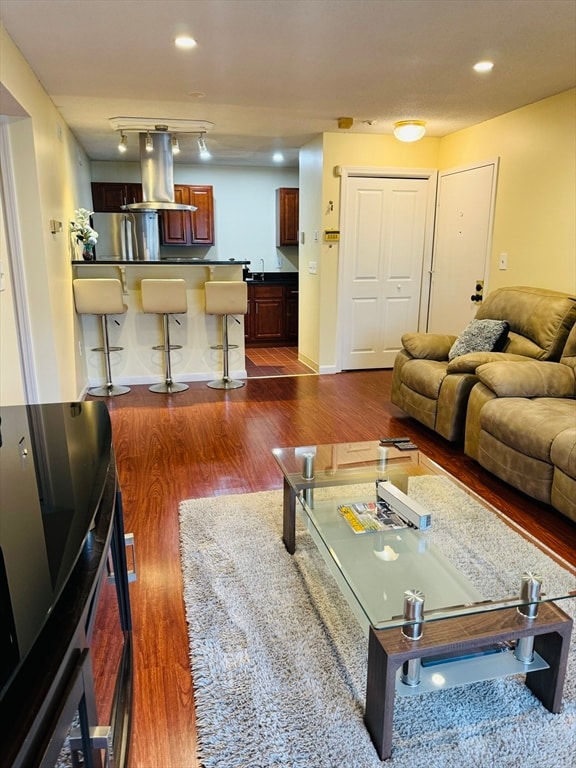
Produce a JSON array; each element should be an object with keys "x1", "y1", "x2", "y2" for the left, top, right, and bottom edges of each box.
[
  {"x1": 439, "y1": 90, "x2": 576, "y2": 293},
  {"x1": 0, "y1": 191, "x2": 26, "y2": 403},
  {"x1": 298, "y1": 137, "x2": 323, "y2": 369},
  {"x1": 299, "y1": 94, "x2": 575, "y2": 371},
  {"x1": 1, "y1": 23, "x2": 92, "y2": 404},
  {"x1": 300, "y1": 133, "x2": 440, "y2": 371}
]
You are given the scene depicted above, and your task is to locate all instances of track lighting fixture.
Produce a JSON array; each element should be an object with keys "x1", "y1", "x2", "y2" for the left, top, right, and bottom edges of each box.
[
  {"x1": 118, "y1": 132, "x2": 128, "y2": 153},
  {"x1": 171, "y1": 136, "x2": 180, "y2": 155},
  {"x1": 145, "y1": 131, "x2": 154, "y2": 152},
  {"x1": 197, "y1": 133, "x2": 211, "y2": 159}
]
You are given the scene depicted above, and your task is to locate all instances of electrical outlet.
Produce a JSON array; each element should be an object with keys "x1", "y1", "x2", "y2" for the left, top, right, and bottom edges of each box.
[
  {"x1": 309, "y1": 261, "x2": 317, "y2": 275},
  {"x1": 499, "y1": 253, "x2": 508, "y2": 270}
]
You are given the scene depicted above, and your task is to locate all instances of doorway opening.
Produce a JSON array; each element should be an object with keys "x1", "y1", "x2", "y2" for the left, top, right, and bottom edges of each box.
[{"x1": 245, "y1": 346, "x2": 316, "y2": 378}]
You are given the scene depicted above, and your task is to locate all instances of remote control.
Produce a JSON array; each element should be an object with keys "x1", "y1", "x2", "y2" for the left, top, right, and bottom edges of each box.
[
  {"x1": 396, "y1": 442, "x2": 418, "y2": 451},
  {"x1": 379, "y1": 437, "x2": 411, "y2": 444}
]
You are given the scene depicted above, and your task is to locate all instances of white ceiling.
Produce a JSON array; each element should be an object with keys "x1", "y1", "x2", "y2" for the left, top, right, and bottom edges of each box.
[{"x1": 1, "y1": 0, "x2": 575, "y2": 167}]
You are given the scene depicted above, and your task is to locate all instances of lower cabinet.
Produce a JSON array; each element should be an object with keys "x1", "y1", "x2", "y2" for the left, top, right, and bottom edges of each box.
[
  {"x1": 245, "y1": 282, "x2": 298, "y2": 346},
  {"x1": 285, "y1": 285, "x2": 299, "y2": 342}
]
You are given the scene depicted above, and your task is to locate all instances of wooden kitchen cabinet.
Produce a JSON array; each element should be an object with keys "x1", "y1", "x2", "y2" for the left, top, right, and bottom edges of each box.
[
  {"x1": 276, "y1": 187, "x2": 299, "y2": 246},
  {"x1": 247, "y1": 285, "x2": 284, "y2": 342},
  {"x1": 91, "y1": 182, "x2": 143, "y2": 212},
  {"x1": 160, "y1": 185, "x2": 214, "y2": 245},
  {"x1": 245, "y1": 282, "x2": 298, "y2": 346}
]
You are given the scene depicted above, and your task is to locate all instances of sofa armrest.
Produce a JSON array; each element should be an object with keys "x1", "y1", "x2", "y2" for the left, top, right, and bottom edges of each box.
[
  {"x1": 476, "y1": 360, "x2": 576, "y2": 398},
  {"x1": 401, "y1": 333, "x2": 456, "y2": 360},
  {"x1": 464, "y1": 382, "x2": 496, "y2": 460},
  {"x1": 446, "y1": 351, "x2": 534, "y2": 373}
]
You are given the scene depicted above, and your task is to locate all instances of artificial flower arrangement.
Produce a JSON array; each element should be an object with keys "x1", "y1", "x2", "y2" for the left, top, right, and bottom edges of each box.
[{"x1": 70, "y1": 208, "x2": 98, "y2": 259}]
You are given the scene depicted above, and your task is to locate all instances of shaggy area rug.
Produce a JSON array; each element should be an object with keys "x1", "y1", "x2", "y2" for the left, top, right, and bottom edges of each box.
[{"x1": 179, "y1": 479, "x2": 576, "y2": 768}]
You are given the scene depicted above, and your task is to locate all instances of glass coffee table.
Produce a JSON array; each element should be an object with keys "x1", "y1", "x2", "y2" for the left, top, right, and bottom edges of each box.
[{"x1": 272, "y1": 439, "x2": 575, "y2": 759}]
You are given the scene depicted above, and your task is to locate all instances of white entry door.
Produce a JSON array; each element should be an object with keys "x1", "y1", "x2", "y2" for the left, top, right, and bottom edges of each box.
[
  {"x1": 427, "y1": 160, "x2": 499, "y2": 333},
  {"x1": 339, "y1": 175, "x2": 433, "y2": 370}
]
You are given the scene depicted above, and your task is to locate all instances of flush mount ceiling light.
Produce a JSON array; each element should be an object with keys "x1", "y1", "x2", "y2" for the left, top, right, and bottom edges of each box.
[
  {"x1": 118, "y1": 132, "x2": 128, "y2": 153},
  {"x1": 175, "y1": 35, "x2": 197, "y2": 50},
  {"x1": 473, "y1": 60, "x2": 494, "y2": 73},
  {"x1": 273, "y1": 152, "x2": 284, "y2": 163},
  {"x1": 393, "y1": 120, "x2": 426, "y2": 142}
]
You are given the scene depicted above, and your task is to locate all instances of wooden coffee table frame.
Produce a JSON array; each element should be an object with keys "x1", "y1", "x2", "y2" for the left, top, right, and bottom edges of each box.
[
  {"x1": 281, "y1": 477, "x2": 573, "y2": 761},
  {"x1": 365, "y1": 601, "x2": 572, "y2": 760}
]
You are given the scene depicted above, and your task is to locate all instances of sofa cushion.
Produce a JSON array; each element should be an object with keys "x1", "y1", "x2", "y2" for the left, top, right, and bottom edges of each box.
[
  {"x1": 476, "y1": 360, "x2": 576, "y2": 398},
  {"x1": 551, "y1": 427, "x2": 576, "y2": 479},
  {"x1": 448, "y1": 319, "x2": 510, "y2": 361},
  {"x1": 475, "y1": 286, "x2": 576, "y2": 360},
  {"x1": 560, "y1": 323, "x2": 576, "y2": 370},
  {"x1": 400, "y1": 359, "x2": 448, "y2": 399},
  {"x1": 402, "y1": 333, "x2": 456, "y2": 360},
  {"x1": 480, "y1": 397, "x2": 576, "y2": 462},
  {"x1": 446, "y1": 351, "x2": 531, "y2": 373}
]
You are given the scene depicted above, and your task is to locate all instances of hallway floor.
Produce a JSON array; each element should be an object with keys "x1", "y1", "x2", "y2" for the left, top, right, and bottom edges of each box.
[{"x1": 245, "y1": 346, "x2": 316, "y2": 377}]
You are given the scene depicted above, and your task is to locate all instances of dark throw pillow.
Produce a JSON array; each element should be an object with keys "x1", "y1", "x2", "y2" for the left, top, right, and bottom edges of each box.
[{"x1": 448, "y1": 319, "x2": 510, "y2": 361}]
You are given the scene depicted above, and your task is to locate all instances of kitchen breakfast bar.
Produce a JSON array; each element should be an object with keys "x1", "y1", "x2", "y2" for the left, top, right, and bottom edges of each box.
[{"x1": 72, "y1": 259, "x2": 250, "y2": 390}]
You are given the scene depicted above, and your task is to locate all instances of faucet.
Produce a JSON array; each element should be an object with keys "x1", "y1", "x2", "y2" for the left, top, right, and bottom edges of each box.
[{"x1": 260, "y1": 258, "x2": 265, "y2": 275}]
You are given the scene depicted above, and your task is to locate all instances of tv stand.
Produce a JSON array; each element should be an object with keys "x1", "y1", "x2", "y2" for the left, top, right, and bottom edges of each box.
[{"x1": 0, "y1": 401, "x2": 133, "y2": 767}]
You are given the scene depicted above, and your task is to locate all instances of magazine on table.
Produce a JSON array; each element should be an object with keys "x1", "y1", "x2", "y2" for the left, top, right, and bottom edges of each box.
[{"x1": 338, "y1": 500, "x2": 409, "y2": 534}]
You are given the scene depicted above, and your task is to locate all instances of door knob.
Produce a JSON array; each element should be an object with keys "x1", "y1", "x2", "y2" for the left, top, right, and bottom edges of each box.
[{"x1": 471, "y1": 281, "x2": 484, "y2": 302}]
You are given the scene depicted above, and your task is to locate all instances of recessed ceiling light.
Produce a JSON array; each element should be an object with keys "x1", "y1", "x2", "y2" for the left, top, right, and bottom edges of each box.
[
  {"x1": 175, "y1": 35, "x2": 197, "y2": 50},
  {"x1": 273, "y1": 152, "x2": 284, "y2": 163},
  {"x1": 188, "y1": 91, "x2": 206, "y2": 98},
  {"x1": 473, "y1": 60, "x2": 494, "y2": 73}
]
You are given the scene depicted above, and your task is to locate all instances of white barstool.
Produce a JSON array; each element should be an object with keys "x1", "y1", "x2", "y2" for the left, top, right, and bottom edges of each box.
[
  {"x1": 73, "y1": 278, "x2": 130, "y2": 397},
  {"x1": 205, "y1": 281, "x2": 248, "y2": 390},
  {"x1": 141, "y1": 279, "x2": 189, "y2": 394}
]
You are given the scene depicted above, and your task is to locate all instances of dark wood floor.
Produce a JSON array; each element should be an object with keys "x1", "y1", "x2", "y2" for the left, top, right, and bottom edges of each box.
[{"x1": 90, "y1": 370, "x2": 576, "y2": 768}]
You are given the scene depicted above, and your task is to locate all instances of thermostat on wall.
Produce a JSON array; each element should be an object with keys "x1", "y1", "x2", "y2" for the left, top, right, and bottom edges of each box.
[{"x1": 324, "y1": 230, "x2": 340, "y2": 242}]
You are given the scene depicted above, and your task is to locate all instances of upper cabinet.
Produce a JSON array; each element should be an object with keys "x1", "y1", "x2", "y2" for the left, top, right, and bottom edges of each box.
[
  {"x1": 276, "y1": 187, "x2": 299, "y2": 246},
  {"x1": 91, "y1": 182, "x2": 143, "y2": 212},
  {"x1": 160, "y1": 185, "x2": 215, "y2": 246},
  {"x1": 91, "y1": 182, "x2": 214, "y2": 246}
]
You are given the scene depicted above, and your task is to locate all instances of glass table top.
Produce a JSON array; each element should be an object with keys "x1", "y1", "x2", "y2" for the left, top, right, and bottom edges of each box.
[{"x1": 272, "y1": 441, "x2": 576, "y2": 632}]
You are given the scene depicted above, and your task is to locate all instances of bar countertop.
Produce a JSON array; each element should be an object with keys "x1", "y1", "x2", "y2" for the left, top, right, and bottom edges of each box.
[{"x1": 71, "y1": 258, "x2": 251, "y2": 265}]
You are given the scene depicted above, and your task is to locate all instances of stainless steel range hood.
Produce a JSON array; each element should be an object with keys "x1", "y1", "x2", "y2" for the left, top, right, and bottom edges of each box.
[{"x1": 122, "y1": 130, "x2": 197, "y2": 212}]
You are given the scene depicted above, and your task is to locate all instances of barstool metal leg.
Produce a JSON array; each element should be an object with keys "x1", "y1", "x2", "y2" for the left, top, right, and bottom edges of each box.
[
  {"x1": 207, "y1": 314, "x2": 245, "y2": 390},
  {"x1": 88, "y1": 315, "x2": 130, "y2": 397},
  {"x1": 149, "y1": 313, "x2": 189, "y2": 394}
]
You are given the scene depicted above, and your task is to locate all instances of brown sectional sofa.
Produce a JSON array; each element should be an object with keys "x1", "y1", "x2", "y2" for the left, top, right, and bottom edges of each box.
[
  {"x1": 391, "y1": 286, "x2": 576, "y2": 442},
  {"x1": 465, "y1": 324, "x2": 576, "y2": 522},
  {"x1": 391, "y1": 286, "x2": 576, "y2": 522}
]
